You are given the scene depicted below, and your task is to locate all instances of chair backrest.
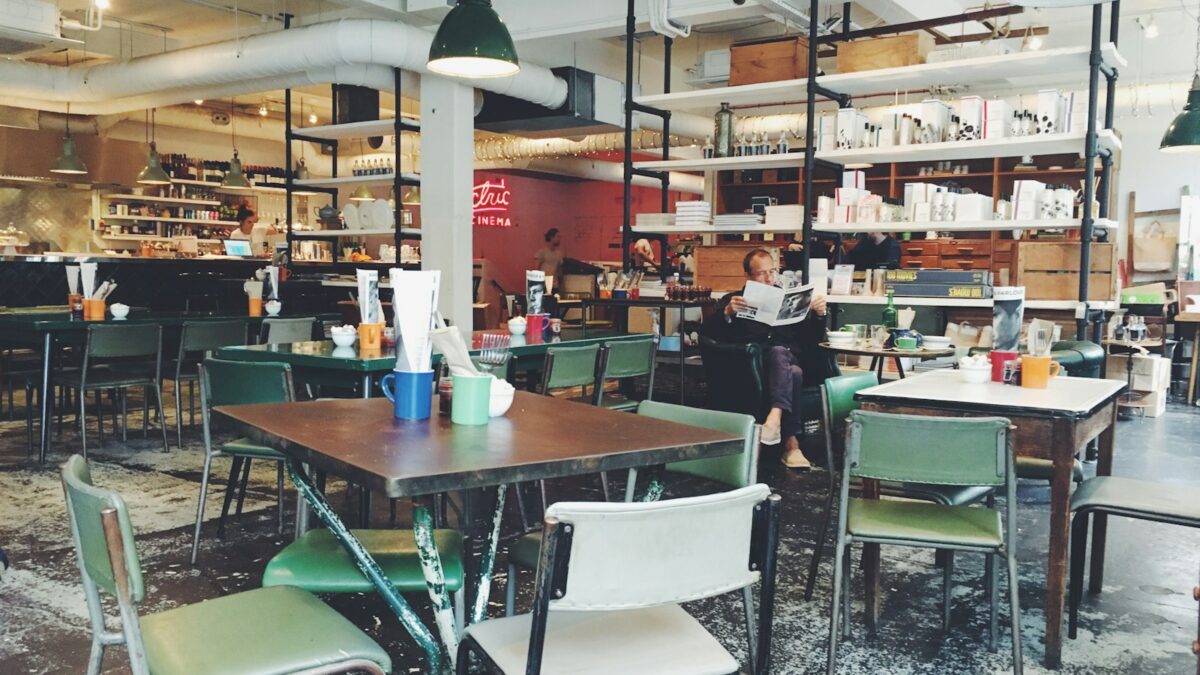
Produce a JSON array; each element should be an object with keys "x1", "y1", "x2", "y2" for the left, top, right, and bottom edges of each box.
[
  {"x1": 599, "y1": 337, "x2": 655, "y2": 379},
  {"x1": 821, "y1": 372, "x2": 879, "y2": 467},
  {"x1": 180, "y1": 320, "x2": 247, "y2": 355},
  {"x1": 698, "y1": 336, "x2": 767, "y2": 420},
  {"x1": 200, "y1": 357, "x2": 294, "y2": 408},
  {"x1": 86, "y1": 323, "x2": 160, "y2": 359},
  {"x1": 641, "y1": 400, "x2": 758, "y2": 488},
  {"x1": 62, "y1": 454, "x2": 144, "y2": 604},
  {"x1": 845, "y1": 410, "x2": 1010, "y2": 487},
  {"x1": 260, "y1": 317, "x2": 315, "y2": 345},
  {"x1": 543, "y1": 484, "x2": 773, "y2": 611},
  {"x1": 540, "y1": 343, "x2": 601, "y2": 392}
]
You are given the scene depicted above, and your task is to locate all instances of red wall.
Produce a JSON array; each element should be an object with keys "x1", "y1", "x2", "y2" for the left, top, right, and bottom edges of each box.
[{"x1": 472, "y1": 170, "x2": 687, "y2": 292}]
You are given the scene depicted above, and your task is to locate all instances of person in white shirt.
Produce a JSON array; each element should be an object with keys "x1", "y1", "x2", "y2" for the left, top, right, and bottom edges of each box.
[{"x1": 228, "y1": 203, "x2": 276, "y2": 255}]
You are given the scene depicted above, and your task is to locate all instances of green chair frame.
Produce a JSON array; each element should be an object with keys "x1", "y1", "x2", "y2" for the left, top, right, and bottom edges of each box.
[
  {"x1": 593, "y1": 337, "x2": 657, "y2": 411},
  {"x1": 165, "y1": 320, "x2": 247, "y2": 447},
  {"x1": 191, "y1": 357, "x2": 294, "y2": 564},
  {"x1": 74, "y1": 324, "x2": 169, "y2": 458},
  {"x1": 259, "y1": 317, "x2": 316, "y2": 345},
  {"x1": 62, "y1": 455, "x2": 390, "y2": 675},
  {"x1": 828, "y1": 411, "x2": 1023, "y2": 675}
]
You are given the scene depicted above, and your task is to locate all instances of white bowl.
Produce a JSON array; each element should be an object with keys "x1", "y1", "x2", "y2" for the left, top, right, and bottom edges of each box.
[
  {"x1": 265, "y1": 300, "x2": 282, "y2": 316},
  {"x1": 507, "y1": 319, "x2": 526, "y2": 336},
  {"x1": 922, "y1": 335, "x2": 952, "y2": 349},
  {"x1": 331, "y1": 331, "x2": 357, "y2": 348},
  {"x1": 828, "y1": 331, "x2": 854, "y2": 341},
  {"x1": 109, "y1": 304, "x2": 130, "y2": 319},
  {"x1": 489, "y1": 381, "x2": 515, "y2": 417},
  {"x1": 960, "y1": 366, "x2": 991, "y2": 384}
]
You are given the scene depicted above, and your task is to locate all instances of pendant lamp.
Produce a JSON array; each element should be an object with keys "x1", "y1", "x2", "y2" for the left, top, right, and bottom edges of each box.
[
  {"x1": 137, "y1": 110, "x2": 171, "y2": 185},
  {"x1": 402, "y1": 186, "x2": 421, "y2": 206},
  {"x1": 50, "y1": 105, "x2": 87, "y2": 175},
  {"x1": 1161, "y1": 2, "x2": 1200, "y2": 152},
  {"x1": 427, "y1": 0, "x2": 519, "y2": 79},
  {"x1": 221, "y1": 100, "x2": 252, "y2": 189},
  {"x1": 349, "y1": 185, "x2": 375, "y2": 201}
]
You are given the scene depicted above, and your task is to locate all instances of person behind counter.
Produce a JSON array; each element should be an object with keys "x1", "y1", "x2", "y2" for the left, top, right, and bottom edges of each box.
[
  {"x1": 228, "y1": 203, "x2": 276, "y2": 255},
  {"x1": 533, "y1": 227, "x2": 564, "y2": 280},
  {"x1": 701, "y1": 248, "x2": 828, "y2": 470},
  {"x1": 845, "y1": 231, "x2": 900, "y2": 271},
  {"x1": 631, "y1": 238, "x2": 659, "y2": 269}
]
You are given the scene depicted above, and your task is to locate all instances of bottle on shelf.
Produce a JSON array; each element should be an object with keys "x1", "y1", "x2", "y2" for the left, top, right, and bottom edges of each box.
[
  {"x1": 714, "y1": 102, "x2": 734, "y2": 158},
  {"x1": 882, "y1": 290, "x2": 898, "y2": 330},
  {"x1": 775, "y1": 131, "x2": 789, "y2": 155},
  {"x1": 703, "y1": 135, "x2": 715, "y2": 159}
]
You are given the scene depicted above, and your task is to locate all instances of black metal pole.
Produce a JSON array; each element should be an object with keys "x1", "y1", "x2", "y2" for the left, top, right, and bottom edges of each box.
[
  {"x1": 1077, "y1": 2, "x2": 1103, "y2": 341},
  {"x1": 660, "y1": 36, "x2": 673, "y2": 280},
  {"x1": 1099, "y1": 1, "x2": 1120, "y2": 223},
  {"x1": 393, "y1": 66, "x2": 403, "y2": 256},
  {"x1": 622, "y1": 0, "x2": 635, "y2": 272},
  {"x1": 282, "y1": 13, "x2": 294, "y2": 269},
  {"x1": 800, "y1": 0, "x2": 820, "y2": 285}
]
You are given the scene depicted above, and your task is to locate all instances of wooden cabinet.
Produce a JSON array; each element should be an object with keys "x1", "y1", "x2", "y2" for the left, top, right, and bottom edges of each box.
[{"x1": 1014, "y1": 242, "x2": 1117, "y2": 301}]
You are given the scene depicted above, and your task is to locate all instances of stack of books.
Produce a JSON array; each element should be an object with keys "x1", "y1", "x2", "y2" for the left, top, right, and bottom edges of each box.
[
  {"x1": 713, "y1": 213, "x2": 763, "y2": 228},
  {"x1": 635, "y1": 213, "x2": 676, "y2": 227},
  {"x1": 764, "y1": 204, "x2": 802, "y2": 229},
  {"x1": 881, "y1": 269, "x2": 993, "y2": 299},
  {"x1": 675, "y1": 201, "x2": 713, "y2": 228}
]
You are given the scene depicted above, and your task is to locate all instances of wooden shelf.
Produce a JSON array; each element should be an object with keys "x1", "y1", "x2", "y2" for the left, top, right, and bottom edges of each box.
[
  {"x1": 293, "y1": 172, "x2": 420, "y2": 189},
  {"x1": 102, "y1": 214, "x2": 238, "y2": 226},
  {"x1": 102, "y1": 194, "x2": 221, "y2": 206},
  {"x1": 813, "y1": 218, "x2": 1118, "y2": 234},
  {"x1": 293, "y1": 118, "x2": 418, "y2": 141},
  {"x1": 635, "y1": 43, "x2": 1124, "y2": 113},
  {"x1": 635, "y1": 153, "x2": 802, "y2": 173},
  {"x1": 291, "y1": 228, "x2": 422, "y2": 238},
  {"x1": 172, "y1": 178, "x2": 289, "y2": 195},
  {"x1": 100, "y1": 234, "x2": 222, "y2": 244}
]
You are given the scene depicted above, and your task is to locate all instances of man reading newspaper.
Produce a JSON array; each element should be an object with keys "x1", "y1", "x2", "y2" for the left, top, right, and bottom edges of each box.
[{"x1": 701, "y1": 248, "x2": 828, "y2": 470}]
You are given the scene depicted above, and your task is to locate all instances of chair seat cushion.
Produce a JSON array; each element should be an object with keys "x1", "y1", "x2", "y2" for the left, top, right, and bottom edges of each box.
[
  {"x1": 162, "y1": 360, "x2": 199, "y2": 382},
  {"x1": 140, "y1": 585, "x2": 391, "y2": 675},
  {"x1": 599, "y1": 395, "x2": 638, "y2": 412},
  {"x1": 221, "y1": 438, "x2": 286, "y2": 460},
  {"x1": 847, "y1": 498, "x2": 1003, "y2": 548},
  {"x1": 464, "y1": 604, "x2": 738, "y2": 675},
  {"x1": 76, "y1": 366, "x2": 158, "y2": 389},
  {"x1": 509, "y1": 531, "x2": 542, "y2": 571},
  {"x1": 263, "y1": 528, "x2": 465, "y2": 593},
  {"x1": 1015, "y1": 456, "x2": 1084, "y2": 482},
  {"x1": 1070, "y1": 476, "x2": 1200, "y2": 522},
  {"x1": 880, "y1": 481, "x2": 995, "y2": 507}
]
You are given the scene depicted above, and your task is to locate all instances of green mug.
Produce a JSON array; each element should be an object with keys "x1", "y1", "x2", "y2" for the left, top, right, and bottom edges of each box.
[
  {"x1": 451, "y1": 374, "x2": 492, "y2": 425},
  {"x1": 895, "y1": 336, "x2": 918, "y2": 351}
]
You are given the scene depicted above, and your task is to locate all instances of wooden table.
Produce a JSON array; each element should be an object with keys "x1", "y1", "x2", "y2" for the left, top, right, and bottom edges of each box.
[
  {"x1": 215, "y1": 393, "x2": 742, "y2": 673},
  {"x1": 855, "y1": 370, "x2": 1126, "y2": 668},
  {"x1": 0, "y1": 309, "x2": 335, "y2": 463},
  {"x1": 1177, "y1": 313, "x2": 1200, "y2": 405},
  {"x1": 819, "y1": 341, "x2": 956, "y2": 379}
]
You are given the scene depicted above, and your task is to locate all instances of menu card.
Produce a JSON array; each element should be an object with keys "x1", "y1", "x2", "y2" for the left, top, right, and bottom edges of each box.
[{"x1": 391, "y1": 268, "x2": 440, "y2": 373}]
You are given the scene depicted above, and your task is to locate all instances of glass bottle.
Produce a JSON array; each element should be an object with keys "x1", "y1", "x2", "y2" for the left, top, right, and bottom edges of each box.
[
  {"x1": 734, "y1": 134, "x2": 746, "y2": 157},
  {"x1": 714, "y1": 102, "x2": 734, "y2": 158},
  {"x1": 776, "y1": 131, "x2": 789, "y2": 155},
  {"x1": 882, "y1": 290, "x2": 898, "y2": 329},
  {"x1": 703, "y1": 135, "x2": 715, "y2": 159}
]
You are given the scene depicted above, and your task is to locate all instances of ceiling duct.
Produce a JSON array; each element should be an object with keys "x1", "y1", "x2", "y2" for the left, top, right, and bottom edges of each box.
[
  {"x1": 0, "y1": 0, "x2": 81, "y2": 56},
  {"x1": 474, "y1": 67, "x2": 625, "y2": 138}
]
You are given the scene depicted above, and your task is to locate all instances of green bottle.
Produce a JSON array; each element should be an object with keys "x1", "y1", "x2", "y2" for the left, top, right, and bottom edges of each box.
[{"x1": 882, "y1": 289, "x2": 898, "y2": 329}]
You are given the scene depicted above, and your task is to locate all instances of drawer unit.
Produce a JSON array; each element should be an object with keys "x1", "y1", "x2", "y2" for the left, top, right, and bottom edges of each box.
[
  {"x1": 941, "y1": 256, "x2": 993, "y2": 270},
  {"x1": 899, "y1": 240, "x2": 944, "y2": 257},
  {"x1": 940, "y1": 239, "x2": 993, "y2": 257},
  {"x1": 899, "y1": 255, "x2": 942, "y2": 269}
]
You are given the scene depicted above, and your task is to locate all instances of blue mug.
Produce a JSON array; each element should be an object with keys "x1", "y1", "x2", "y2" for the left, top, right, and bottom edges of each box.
[{"x1": 379, "y1": 369, "x2": 434, "y2": 420}]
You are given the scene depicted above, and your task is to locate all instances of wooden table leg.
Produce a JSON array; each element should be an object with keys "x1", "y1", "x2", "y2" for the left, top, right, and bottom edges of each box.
[
  {"x1": 1044, "y1": 421, "x2": 1077, "y2": 669},
  {"x1": 863, "y1": 478, "x2": 881, "y2": 631},
  {"x1": 893, "y1": 356, "x2": 905, "y2": 379},
  {"x1": 1190, "y1": 325, "x2": 1200, "y2": 406},
  {"x1": 1089, "y1": 404, "x2": 1119, "y2": 594}
]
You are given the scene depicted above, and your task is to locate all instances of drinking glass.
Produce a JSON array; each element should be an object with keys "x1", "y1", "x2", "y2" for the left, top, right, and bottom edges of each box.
[{"x1": 869, "y1": 324, "x2": 886, "y2": 348}]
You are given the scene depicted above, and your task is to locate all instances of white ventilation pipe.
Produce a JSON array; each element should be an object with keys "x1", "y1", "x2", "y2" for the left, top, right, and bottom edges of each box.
[{"x1": 475, "y1": 157, "x2": 703, "y2": 194}]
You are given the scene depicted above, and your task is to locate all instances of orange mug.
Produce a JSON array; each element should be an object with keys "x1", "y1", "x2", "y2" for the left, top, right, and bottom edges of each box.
[
  {"x1": 1020, "y1": 355, "x2": 1061, "y2": 389},
  {"x1": 68, "y1": 293, "x2": 83, "y2": 313},
  {"x1": 248, "y1": 297, "x2": 263, "y2": 317},
  {"x1": 83, "y1": 299, "x2": 106, "y2": 321},
  {"x1": 358, "y1": 322, "x2": 384, "y2": 351}
]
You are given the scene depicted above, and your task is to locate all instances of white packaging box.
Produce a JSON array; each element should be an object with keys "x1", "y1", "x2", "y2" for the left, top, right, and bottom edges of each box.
[
  {"x1": 1106, "y1": 354, "x2": 1171, "y2": 392},
  {"x1": 1013, "y1": 180, "x2": 1045, "y2": 220},
  {"x1": 836, "y1": 108, "x2": 866, "y2": 149},
  {"x1": 983, "y1": 99, "x2": 1012, "y2": 139},
  {"x1": 818, "y1": 112, "x2": 836, "y2": 152},
  {"x1": 921, "y1": 99, "x2": 953, "y2": 142},
  {"x1": 816, "y1": 196, "x2": 834, "y2": 224},
  {"x1": 835, "y1": 187, "x2": 865, "y2": 206},
  {"x1": 954, "y1": 194, "x2": 995, "y2": 221},
  {"x1": 842, "y1": 170, "x2": 865, "y2": 189},
  {"x1": 1065, "y1": 90, "x2": 1089, "y2": 133},
  {"x1": 877, "y1": 113, "x2": 899, "y2": 147},
  {"x1": 904, "y1": 182, "x2": 934, "y2": 210},
  {"x1": 912, "y1": 202, "x2": 933, "y2": 222},
  {"x1": 958, "y1": 96, "x2": 984, "y2": 140},
  {"x1": 1037, "y1": 89, "x2": 1063, "y2": 135}
]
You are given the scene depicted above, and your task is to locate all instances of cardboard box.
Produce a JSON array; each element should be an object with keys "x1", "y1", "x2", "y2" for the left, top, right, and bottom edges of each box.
[
  {"x1": 1140, "y1": 389, "x2": 1168, "y2": 417},
  {"x1": 983, "y1": 99, "x2": 1012, "y2": 139},
  {"x1": 836, "y1": 33, "x2": 934, "y2": 73},
  {"x1": 1013, "y1": 180, "x2": 1046, "y2": 221},
  {"x1": 817, "y1": 112, "x2": 836, "y2": 152},
  {"x1": 836, "y1": 108, "x2": 867, "y2": 149},
  {"x1": 921, "y1": 99, "x2": 953, "y2": 142},
  {"x1": 955, "y1": 193, "x2": 995, "y2": 221},
  {"x1": 958, "y1": 96, "x2": 984, "y2": 141},
  {"x1": 1037, "y1": 89, "x2": 1064, "y2": 135},
  {"x1": 729, "y1": 36, "x2": 810, "y2": 86},
  {"x1": 842, "y1": 170, "x2": 865, "y2": 189},
  {"x1": 1106, "y1": 353, "x2": 1171, "y2": 392}
]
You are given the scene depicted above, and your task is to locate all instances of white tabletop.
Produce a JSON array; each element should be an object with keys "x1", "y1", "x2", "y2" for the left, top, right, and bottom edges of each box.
[{"x1": 857, "y1": 370, "x2": 1125, "y2": 416}]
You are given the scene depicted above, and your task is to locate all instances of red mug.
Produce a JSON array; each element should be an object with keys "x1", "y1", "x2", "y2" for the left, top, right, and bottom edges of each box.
[
  {"x1": 989, "y1": 350, "x2": 1019, "y2": 383},
  {"x1": 526, "y1": 313, "x2": 546, "y2": 338}
]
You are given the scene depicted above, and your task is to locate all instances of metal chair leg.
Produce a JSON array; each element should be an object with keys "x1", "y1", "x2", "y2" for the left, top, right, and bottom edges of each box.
[
  {"x1": 842, "y1": 545, "x2": 852, "y2": 639},
  {"x1": 827, "y1": 541, "x2": 846, "y2": 675},
  {"x1": 217, "y1": 456, "x2": 244, "y2": 540},
  {"x1": 599, "y1": 471, "x2": 612, "y2": 502},
  {"x1": 235, "y1": 458, "x2": 252, "y2": 519},
  {"x1": 1007, "y1": 548, "x2": 1024, "y2": 675},
  {"x1": 1068, "y1": 512, "x2": 1091, "y2": 640},
  {"x1": 276, "y1": 462, "x2": 285, "y2": 534},
  {"x1": 942, "y1": 550, "x2": 955, "y2": 631},
  {"x1": 806, "y1": 477, "x2": 837, "y2": 601},
  {"x1": 191, "y1": 452, "x2": 215, "y2": 565},
  {"x1": 742, "y1": 584, "x2": 757, "y2": 668},
  {"x1": 119, "y1": 388, "x2": 128, "y2": 442},
  {"x1": 151, "y1": 383, "x2": 169, "y2": 453},
  {"x1": 141, "y1": 385, "x2": 148, "y2": 438},
  {"x1": 174, "y1": 380, "x2": 183, "y2": 447},
  {"x1": 989, "y1": 553, "x2": 999, "y2": 652},
  {"x1": 505, "y1": 562, "x2": 517, "y2": 616}
]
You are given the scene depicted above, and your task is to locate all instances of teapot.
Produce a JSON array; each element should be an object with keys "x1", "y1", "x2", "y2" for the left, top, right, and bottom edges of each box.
[{"x1": 313, "y1": 204, "x2": 340, "y2": 223}]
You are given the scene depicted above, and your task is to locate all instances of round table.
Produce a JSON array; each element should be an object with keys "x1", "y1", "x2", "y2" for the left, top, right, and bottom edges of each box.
[{"x1": 819, "y1": 341, "x2": 957, "y2": 379}]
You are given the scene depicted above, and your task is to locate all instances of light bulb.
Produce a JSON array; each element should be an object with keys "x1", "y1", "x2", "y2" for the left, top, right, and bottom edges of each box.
[
  {"x1": 1028, "y1": 36, "x2": 1043, "y2": 50},
  {"x1": 194, "y1": 99, "x2": 204, "y2": 105},
  {"x1": 258, "y1": 104, "x2": 269, "y2": 117},
  {"x1": 308, "y1": 113, "x2": 318, "y2": 124},
  {"x1": 93, "y1": 0, "x2": 110, "y2": 9}
]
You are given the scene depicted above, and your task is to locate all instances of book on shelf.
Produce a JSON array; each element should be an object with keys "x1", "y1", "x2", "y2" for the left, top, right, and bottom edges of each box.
[
  {"x1": 883, "y1": 269, "x2": 992, "y2": 285},
  {"x1": 882, "y1": 283, "x2": 993, "y2": 299}
]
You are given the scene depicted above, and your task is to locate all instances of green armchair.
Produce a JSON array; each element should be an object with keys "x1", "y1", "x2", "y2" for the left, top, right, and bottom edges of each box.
[{"x1": 1049, "y1": 340, "x2": 1105, "y2": 378}]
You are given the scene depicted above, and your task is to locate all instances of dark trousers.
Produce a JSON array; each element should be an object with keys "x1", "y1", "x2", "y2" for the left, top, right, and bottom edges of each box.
[{"x1": 766, "y1": 345, "x2": 805, "y2": 438}]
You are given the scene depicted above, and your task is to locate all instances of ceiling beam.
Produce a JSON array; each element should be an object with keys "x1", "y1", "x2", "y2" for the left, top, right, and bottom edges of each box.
[{"x1": 815, "y1": 6, "x2": 1024, "y2": 43}]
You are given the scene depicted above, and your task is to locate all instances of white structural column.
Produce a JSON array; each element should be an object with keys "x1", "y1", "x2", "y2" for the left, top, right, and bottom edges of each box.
[{"x1": 420, "y1": 75, "x2": 475, "y2": 334}]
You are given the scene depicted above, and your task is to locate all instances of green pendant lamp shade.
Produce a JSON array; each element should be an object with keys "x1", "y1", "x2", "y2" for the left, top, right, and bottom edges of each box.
[
  {"x1": 136, "y1": 141, "x2": 172, "y2": 184},
  {"x1": 1163, "y1": 80, "x2": 1200, "y2": 152},
  {"x1": 427, "y1": 0, "x2": 519, "y2": 79},
  {"x1": 402, "y1": 186, "x2": 421, "y2": 206},
  {"x1": 349, "y1": 185, "x2": 375, "y2": 201},
  {"x1": 222, "y1": 150, "x2": 252, "y2": 189},
  {"x1": 50, "y1": 136, "x2": 88, "y2": 175}
]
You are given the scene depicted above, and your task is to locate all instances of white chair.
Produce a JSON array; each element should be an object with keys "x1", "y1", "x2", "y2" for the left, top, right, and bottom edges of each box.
[{"x1": 458, "y1": 484, "x2": 780, "y2": 675}]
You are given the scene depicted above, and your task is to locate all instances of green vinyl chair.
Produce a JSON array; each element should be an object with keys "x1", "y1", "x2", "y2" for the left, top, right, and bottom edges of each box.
[
  {"x1": 191, "y1": 358, "x2": 293, "y2": 564},
  {"x1": 506, "y1": 400, "x2": 763, "y2": 663},
  {"x1": 72, "y1": 324, "x2": 170, "y2": 457},
  {"x1": 593, "y1": 337, "x2": 657, "y2": 411},
  {"x1": 260, "y1": 317, "x2": 316, "y2": 345},
  {"x1": 828, "y1": 411, "x2": 1023, "y2": 675},
  {"x1": 62, "y1": 455, "x2": 390, "y2": 675},
  {"x1": 538, "y1": 343, "x2": 602, "y2": 400},
  {"x1": 805, "y1": 372, "x2": 997, "y2": 601},
  {"x1": 164, "y1": 320, "x2": 247, "y2": 447}
]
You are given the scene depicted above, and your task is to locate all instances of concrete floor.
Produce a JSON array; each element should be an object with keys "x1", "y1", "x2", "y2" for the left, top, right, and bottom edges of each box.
[{"x1": 0, "y1": 382, "x2": 1197, "y2": 674}]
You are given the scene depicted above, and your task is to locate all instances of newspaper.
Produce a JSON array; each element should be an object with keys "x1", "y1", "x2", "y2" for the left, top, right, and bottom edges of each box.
[
  {"x1": 525, "y1": 270, "x2": 546, "y2": 314},
  {"x1": 736, "y1": 281, "x2": 814, "y2": 326},
  {"x1": 992, "y1": 286, "x2": 1025, "y2": 352}
]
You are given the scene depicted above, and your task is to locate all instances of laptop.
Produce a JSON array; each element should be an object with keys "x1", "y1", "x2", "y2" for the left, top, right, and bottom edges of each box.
[{"x1": 223, "y1": 239, "x2": 253, "y2": 257}]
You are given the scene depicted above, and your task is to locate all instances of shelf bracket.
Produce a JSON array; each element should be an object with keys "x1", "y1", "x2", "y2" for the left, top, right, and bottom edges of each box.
[
  {"x1": 632, "y1": 168, "x2": 669, "y2": 182},
  {"x1": 631, "y1": 103, "x2": 670, "y2": 120}
]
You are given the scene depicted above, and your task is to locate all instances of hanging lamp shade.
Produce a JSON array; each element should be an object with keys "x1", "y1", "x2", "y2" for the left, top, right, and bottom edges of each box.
[
  {"x1": 402, "y1": 186, "x2": 421, "y2": 205},
  {"x1": 221, "y1": 150, "x2": 252, "y2": 189},
  {"x1": 427, "y1": 0, "x2": 519, "y2": 79},
  {"x1": 50, "y1": 136, "x2": 88, "y2": 175},
  {"x1": 1161, "y1": 75, "x2": 1200, "y2": 152},
  {"x1": 136, "y1": 142, "x2": 172, "y2": 185},
  {"x1": 349, "y1": 185, "x2": 375, "y2": 201}
]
